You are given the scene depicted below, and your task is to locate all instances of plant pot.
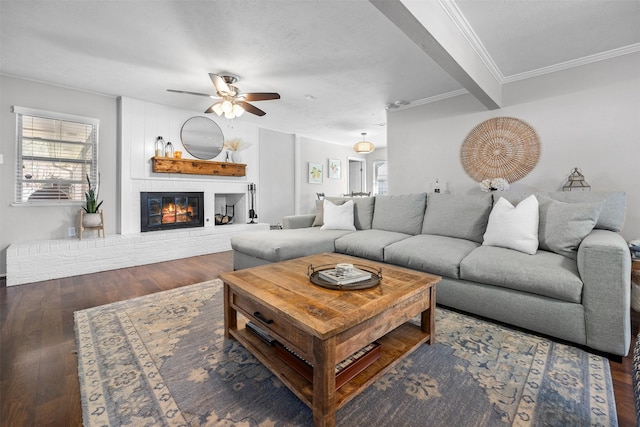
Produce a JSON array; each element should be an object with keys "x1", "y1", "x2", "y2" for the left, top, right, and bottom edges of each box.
[{"x1": 82, "y1": 213, "x2": 102, "y2": 227}]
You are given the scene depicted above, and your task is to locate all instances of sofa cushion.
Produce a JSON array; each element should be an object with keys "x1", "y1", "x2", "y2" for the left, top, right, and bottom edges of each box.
[
  {"x1": 483, "y1": 195, "x2": 539, "y2": 255},
  {"x1": 460, "y1": 245, "x2": 583, "y2": 303},
  {"x1": 312, "y1": 197, "x2": 375, "y2": 230},
  {"x1": 497, "y1": 191, "x2": 625, "y2": 232},
  {"x1": 231, "y1": 228, "x2": 353, "y2": 262},
  {"x1": 537, "y1": 195, "x2": 603, "y2": 259},
  {"x1": 371, "y1": 193, "x2": 427, "y2": 235},
  {"x1": 335, "y1": 229, "x2": 411, "y2": 261},
  {"x1": 546, "y1": 191, "x2": 625, "y2": 232},
  {"x1": 320, "y1": 200, "x2": 356, "y2": 231},
  {"x1": 421, "y1": 193, "x2": 492, "y2": 243},
  {"x1": 385, "y1": 234, "x2": 480, "y2": 279}
]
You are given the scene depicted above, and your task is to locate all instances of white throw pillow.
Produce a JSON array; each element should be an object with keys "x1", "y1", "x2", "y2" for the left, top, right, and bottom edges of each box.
[
  {"x1": 321, "y1": 200, "x2": 356, "y2": 231},
  {"x1": 483, "y1": 195, "x2": 539, "y2": 255}
]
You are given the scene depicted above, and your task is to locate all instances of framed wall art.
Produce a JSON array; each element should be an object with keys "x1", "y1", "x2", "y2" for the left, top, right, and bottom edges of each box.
[
  {"x1": 328, "y1": 159, "x2": 341, "y2": 179},
  {"x1": 308, "y1": 162, "x2": 323, "y2": 184}
]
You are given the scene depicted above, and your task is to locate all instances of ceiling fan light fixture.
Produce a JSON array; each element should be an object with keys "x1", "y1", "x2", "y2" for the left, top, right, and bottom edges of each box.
[
  {"x1": 211, "y1": 102, "x2": 223, "y2": 116},
  {"x1": 221, "y1": 100, "x2": 233, "y2": 113},
  {"x1": 233, "y1": 103, "x2": 245, "y2": 117},
  {"x1": 354, "y1": 133, "x2": 375, "y2": 154}
]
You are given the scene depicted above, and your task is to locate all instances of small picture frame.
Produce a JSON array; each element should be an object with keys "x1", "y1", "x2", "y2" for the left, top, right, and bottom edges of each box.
[
  {"x1": 328, "y1": 159, "x2": 341, "y2": 179},
  {"x1": 308, "y1": 162, "x2": 323, "y2": 184}
]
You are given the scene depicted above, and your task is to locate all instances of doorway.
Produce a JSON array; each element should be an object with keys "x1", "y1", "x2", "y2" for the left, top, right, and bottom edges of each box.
[{"x1": 348, "y1": 157, "x2": 366, "y2": 194}]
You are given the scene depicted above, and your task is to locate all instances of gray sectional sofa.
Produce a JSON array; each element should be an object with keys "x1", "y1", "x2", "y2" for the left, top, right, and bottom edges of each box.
[{"x1": 231, "y1": 191, "x2": 631, "y2": 356}]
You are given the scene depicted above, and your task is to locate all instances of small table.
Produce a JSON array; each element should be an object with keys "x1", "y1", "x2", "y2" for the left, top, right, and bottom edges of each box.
[{"x1": 220, "y1": 253, "x2": 440, "y2": 427}]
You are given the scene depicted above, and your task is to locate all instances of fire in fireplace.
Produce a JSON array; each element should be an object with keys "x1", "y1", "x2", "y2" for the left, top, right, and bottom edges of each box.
[{"x1": 140, "y1": 192, "x2": 204, "y2": 232}]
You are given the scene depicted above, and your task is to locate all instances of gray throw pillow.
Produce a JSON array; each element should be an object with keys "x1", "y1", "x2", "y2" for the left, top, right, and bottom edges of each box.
[
  {"x1": 422, "y1": 193, "x2": 493, "y2": 243},
  {"x1": 537, "y1": 195, "x2": 603, "y2": 259},
  {"x1": 312, "y1": 197, "x2": 375, "y2": 230},
  {"x1": 371, "y1": 193, "x2": 427, "y2": 235}
]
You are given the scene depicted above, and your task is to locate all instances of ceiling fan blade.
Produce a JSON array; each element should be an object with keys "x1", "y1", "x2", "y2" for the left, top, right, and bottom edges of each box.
[
  {"x1": 167, "y1": 89, "x2": 216, "y2": 98},
  {"x1": 204, "y1": 103, "x2": 218, "y2": 114},
  {"x1": 239, "y1": 101, "x2": 266, "y2": 116},
  {"x1": 243, "y1": 92, "x2": 281, "y2": 102},
  {"x1": 209, "y1": 73, "x2": 230, "y2": 94}
]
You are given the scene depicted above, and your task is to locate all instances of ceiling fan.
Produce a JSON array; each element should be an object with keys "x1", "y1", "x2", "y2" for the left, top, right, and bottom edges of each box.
[{"x1": 168, "y1": 73, "x2": 280, "y2": 118}]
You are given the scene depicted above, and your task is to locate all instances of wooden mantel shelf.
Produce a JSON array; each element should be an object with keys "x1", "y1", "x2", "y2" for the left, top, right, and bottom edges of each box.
[{"x1": 151, "y1": 157, "x2": 246, "y2": 177}]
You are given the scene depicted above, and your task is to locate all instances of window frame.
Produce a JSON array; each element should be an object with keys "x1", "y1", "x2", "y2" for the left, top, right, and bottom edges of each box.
[{"x1": 12, "y1": 106, "x2": 100, "y2": 207}]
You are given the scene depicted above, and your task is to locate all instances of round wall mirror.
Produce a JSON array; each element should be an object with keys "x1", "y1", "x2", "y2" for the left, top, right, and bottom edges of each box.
[{"x1": 180, "y1": 116, "x2": 224, "y2": 160}]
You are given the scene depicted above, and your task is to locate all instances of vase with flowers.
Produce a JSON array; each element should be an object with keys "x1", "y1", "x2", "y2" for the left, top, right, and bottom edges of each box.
[
  {"x1": 223, "y1": 138, "x2": 251, "y2": 163},
  {"x1": 479, "y1": 177, "x2": 509, "y2": 192}
]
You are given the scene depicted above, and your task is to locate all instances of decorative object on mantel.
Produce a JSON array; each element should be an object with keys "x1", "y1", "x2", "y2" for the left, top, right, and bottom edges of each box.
[
  {"x1": 563, "y1": 167, "x2": 591, "y2": 191},
  {"x1": 180, "y1": 116, "x2": 224, "y2": 160},
  {"x1": 151, "y1": 157, "x2": 245, "y2": 177},
  {"x1": 165, "y1": 141, "x2": 174, "y2": 158},
  {"x1": 461, "y1": 117, "x2": 540, "y2": 183},
  {"x1": 223, "y1": 138, "x2": 251, "y2": 163},
  {"x1": 479, "y1": 177, "x2": 510, "y2": 192},
  {"x1": 354, "y1": 132, "x2": 375, "y2": 154},
  {"x1": 248, "y1": 183, "x2": 257, "y2": 224},
  {"x1": 155, "y1": 136, "x2": 165, "y2": 157}
]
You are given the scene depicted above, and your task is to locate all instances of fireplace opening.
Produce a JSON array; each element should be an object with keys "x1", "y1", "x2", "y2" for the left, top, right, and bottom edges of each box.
[{"x1": 140, "y1": 192, "x2": 204, "y2": 232}]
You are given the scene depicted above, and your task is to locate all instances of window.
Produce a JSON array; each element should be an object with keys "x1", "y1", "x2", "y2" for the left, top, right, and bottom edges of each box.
[
  {"x1": 372, "y1": 161, "x2": 388, "y2": 195},
  {"x1": 13, "y1": 107, "x2": 99, "y2": 205}
]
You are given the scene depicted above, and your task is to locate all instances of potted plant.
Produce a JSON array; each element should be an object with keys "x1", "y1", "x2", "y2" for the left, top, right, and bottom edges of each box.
[{"x1": 82, "y1": 173, "x2": 103, "y2": 227}]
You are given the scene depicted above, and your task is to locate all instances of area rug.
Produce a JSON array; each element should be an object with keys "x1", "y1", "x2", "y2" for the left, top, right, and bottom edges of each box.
[{"x1": 74, "y1": 279, "x2": 618, "y2": 426}]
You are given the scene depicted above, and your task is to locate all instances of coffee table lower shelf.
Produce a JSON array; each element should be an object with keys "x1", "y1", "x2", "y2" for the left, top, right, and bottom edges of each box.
[{"x1": 229, "y1": 319, "x2": 430, "y2": 411}]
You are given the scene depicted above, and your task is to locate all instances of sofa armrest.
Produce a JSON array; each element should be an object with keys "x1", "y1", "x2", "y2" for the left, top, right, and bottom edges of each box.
[
  {"x1": 282, "y1": 214, "x2": 316, "y2": 229},
  {"x1": 578, "y1": 229, "x2": 631, "y2": 355}
]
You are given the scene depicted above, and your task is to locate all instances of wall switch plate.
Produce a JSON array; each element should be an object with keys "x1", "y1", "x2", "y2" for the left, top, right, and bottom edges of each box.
[
  {"x1": 68, "y1": 227, "x2": 76, "y2": 237},
  {"x1": 0, "y1": 154, "x2": 3, "y2": 164}
]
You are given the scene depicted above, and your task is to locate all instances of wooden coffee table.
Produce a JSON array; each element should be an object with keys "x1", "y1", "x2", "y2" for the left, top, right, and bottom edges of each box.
[{"x1": 220, "y1": 253, "x2": 440, "y2": 427}]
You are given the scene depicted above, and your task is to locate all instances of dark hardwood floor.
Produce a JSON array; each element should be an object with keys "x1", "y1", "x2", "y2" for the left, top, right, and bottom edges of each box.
[{"x1": 0, "y1": 251, "x2": 637, "y2": 426}]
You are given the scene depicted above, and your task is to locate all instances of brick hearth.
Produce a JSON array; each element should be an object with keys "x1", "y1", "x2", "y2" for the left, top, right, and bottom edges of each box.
[{"x1": 6, "y1": 223, "x2": 267, "y2": 286}]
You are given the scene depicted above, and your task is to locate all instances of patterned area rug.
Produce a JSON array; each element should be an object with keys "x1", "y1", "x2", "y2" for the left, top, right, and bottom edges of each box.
[{"x1": 74, "y1": 280, "x2": 617, "y2": 426}]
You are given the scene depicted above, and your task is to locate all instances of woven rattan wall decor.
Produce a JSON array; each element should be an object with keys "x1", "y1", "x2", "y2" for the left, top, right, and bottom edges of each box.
[{"x1": 461, "y1": 117, "x2": 540, "y2": 183}]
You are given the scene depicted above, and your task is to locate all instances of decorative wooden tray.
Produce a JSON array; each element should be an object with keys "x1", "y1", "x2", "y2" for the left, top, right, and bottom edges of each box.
[{"x1": 308, "y1": 264, "x2": 382, "y2": 290}]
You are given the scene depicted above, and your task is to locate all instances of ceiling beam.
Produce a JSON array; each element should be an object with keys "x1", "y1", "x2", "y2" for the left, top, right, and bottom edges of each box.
[{"x1": 370, "y1": 0, "x2": 501, "y2": 110}]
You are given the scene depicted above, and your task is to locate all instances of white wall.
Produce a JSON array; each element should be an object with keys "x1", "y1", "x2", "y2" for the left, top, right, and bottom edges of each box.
[
  {"x1": 388, "y1": 52, "x2": 640, "y2": 240},
  {"x1": 298, "y1": 136, "x2": 366, "y2": 215},
  {"x1": 0, "y1": 76, "x2": 118, "y2": 276},
  {"x1": 259, "y1": 128, "x2": 295, "y2": 225}
]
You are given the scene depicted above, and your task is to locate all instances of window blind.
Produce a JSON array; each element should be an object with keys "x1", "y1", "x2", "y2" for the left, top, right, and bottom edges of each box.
[{"x1": 13, "y1": 107, "x2": 99, "y2": 204}]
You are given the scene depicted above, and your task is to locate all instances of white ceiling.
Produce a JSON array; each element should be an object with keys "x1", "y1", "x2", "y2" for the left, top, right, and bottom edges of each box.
[{"x1": 2, "y1": 0, "x2": 639, "y2": 148}]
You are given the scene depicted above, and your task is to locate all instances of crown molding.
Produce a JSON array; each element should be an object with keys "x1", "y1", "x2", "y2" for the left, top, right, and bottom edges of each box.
[
  {"x1": 409, "y1": 89, "x2": 469, "y2": 108},
  {"x1": 502, "y1": 43, "x2": 640, "y2": 83},
  {"x1": 440, "y1": 1, "x2": 640, "y2": 85},
  {"x1": 437, "y1": 0, "x2": 506, "y2": 83}
]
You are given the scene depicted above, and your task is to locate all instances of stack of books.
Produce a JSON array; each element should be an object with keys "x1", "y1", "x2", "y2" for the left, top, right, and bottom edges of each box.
[
  {"x1": 274, "y1": 340, "x2": 381, "y2": 389},
  {"x1": 318, "y1": 267, "x2": 372, "y2": 285},
  {"x1": 245, "y1": 321, "x2": 381, "y2": 389}
]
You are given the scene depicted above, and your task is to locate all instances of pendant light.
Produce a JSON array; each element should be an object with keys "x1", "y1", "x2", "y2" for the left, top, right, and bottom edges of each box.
[{"x1": 354, "y1": 132, "x2": 375, "y2": 154}]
